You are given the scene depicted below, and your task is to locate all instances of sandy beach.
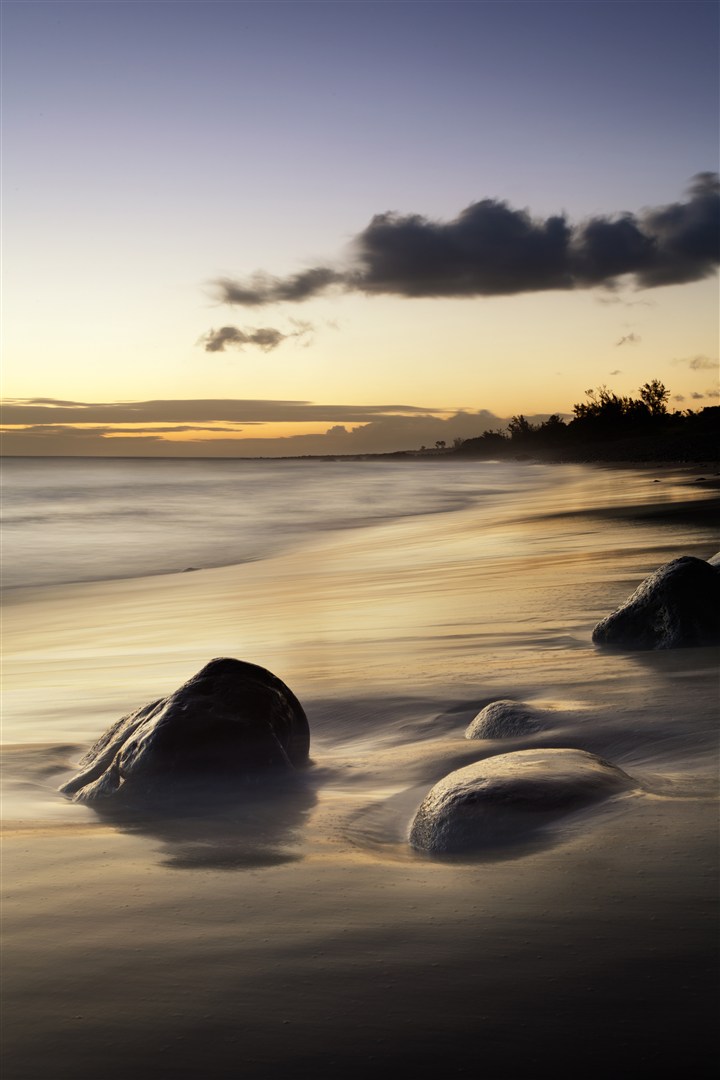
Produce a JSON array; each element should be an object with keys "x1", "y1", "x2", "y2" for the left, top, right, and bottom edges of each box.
[{"x1": 2, "y1": 460, "x2": 718, "y2": 1079}]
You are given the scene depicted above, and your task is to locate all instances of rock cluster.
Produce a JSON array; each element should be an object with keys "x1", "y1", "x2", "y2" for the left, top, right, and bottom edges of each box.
[{"x1": 61, "y1": 552, "x2": 716, "y2": 852}]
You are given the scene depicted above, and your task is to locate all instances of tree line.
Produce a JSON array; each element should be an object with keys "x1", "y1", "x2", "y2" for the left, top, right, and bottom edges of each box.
[{"x1": 452, "y1": 381, "x2": 719, "y2": 462}]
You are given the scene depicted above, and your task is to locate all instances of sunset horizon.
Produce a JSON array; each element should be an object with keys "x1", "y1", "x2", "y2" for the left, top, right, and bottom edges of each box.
[{"x1": 2, "y1": 1, "x2": 718, "y2": 458}]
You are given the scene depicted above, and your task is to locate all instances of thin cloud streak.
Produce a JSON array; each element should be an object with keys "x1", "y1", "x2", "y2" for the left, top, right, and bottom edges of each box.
[
  {"x1": 1, "y1": 399, "x2": 435, "y2": 426},
  {"x1": 212, "y1": 174, "x2": 720, "y2": 307},
  {"x1": 216, "y1": 269, "x2": 345, "y2": 307},
  {"x1": 671, "y1": 354, "x2": 718, "y2": 371},
  {"x1": 615, "y1": 333, "x2": 641, "y2": 347}
]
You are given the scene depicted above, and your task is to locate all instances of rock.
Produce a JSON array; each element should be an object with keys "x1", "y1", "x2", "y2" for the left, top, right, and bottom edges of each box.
[
  {"x1": 592, "y1": 555, "x2": 720, "y2": 650},
  {"x1": 60, "y1": 657, "x2": 310, "y2": 803},
  {"x1": 465, "y1": 699, "x2": 545, "y2": 739},
  {"x1": 408, "y1": 748, "x2": 635, "y2": 855}
]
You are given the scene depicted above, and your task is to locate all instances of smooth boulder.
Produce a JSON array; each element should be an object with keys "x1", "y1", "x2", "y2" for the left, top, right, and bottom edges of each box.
[
  {"x1": 408, "y1": 748, "x2": 634, "y2": 855},
  {"x1": 592, "y1": 555, "x2": 720, "y2": 650},
  {"x1": 465, "y1": 699, "x2": 545, "y2": 739},
  {"x1": 60, "y1": 657, "x2": 310, "y2": 803}
]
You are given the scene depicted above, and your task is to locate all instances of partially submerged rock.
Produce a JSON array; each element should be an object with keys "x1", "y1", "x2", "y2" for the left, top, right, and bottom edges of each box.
[
  {"x1": 592, "y1": 555, "x2": 720, "y2": 650},
  {"x1": 465, "y1": 699, "x2": 545, "y2": 739},
  {"x1": 60, "y1": 658, "x2": 310, "y2": 803},
  {"x1": 408, "y1": 748, "x2": 634, "y2": 855}
]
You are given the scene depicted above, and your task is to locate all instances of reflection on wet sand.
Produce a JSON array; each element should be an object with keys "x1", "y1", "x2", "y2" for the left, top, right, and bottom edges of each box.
[{"x1": 65, "y1": 774, "x2": 319, "y2": 870}]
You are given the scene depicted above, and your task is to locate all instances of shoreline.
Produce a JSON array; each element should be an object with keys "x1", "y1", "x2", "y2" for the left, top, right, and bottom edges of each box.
[
  {"x1": 2, "y1": 459, "x2": 717, "y2": 597},
  {"x1": 2, "y1": 441, "x2": 719, "y2": 465}
]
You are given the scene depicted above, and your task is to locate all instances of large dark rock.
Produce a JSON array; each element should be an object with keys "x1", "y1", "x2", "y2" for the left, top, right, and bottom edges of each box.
[
  {"x1": 409, "y1": 748, "x2": 635, "y2": 855},
  {"x1": 592, "y1": 555, "x2": 720, "y2": 650},
  {"x1": 60, "y1": 658, "x2": 310, "y2": 803}
]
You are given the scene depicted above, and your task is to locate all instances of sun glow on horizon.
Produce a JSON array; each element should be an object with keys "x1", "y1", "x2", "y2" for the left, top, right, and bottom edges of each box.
[{"x1": 0, "y1": 420, "x2": 376, "y2": 442}]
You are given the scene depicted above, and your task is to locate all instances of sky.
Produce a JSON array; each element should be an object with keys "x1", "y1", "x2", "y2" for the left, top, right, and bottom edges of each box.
[{"x1": 2, "y1": 0, "x2": 718, "y2": 457}]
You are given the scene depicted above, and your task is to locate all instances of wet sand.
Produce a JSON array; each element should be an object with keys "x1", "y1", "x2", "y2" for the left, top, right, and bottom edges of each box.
[{"x1": 2, "y1": 463, "x2": 718, "y2": 1078}]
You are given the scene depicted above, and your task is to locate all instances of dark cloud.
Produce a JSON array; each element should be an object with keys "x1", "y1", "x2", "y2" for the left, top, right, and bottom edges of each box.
[
  {"x1": 212, "y1": 174, "x2": 719, "y2": 306},
  {"x1": 201, "y1": 320, "x2": 313, "y2": 352},
  {"x1": 691, "y1": 392, "x2": 706, "y2": 399},
  {"x1": 674, "y1": 394, "x2": 686, "y2": 402},
  {"x1": 215, "y1": 269, "x2": 345, "y2": 307},
  {"x1": 202, "y1": 326, "x2": 284, "y2": 352},
  {"x1": 635, "y1": 173, "x2": 720, "y2": 287},
  {"x1": 352, "y1": 201, "x2": 572, "y2": 298},
  {"x1": 609, "y1": 369, "x2": 622, "y2": 375},
  {"x1": 615, "y1": 333, "x2": 641, "y2": 346},
  {"x1": 571, "y1": 215, "x2": 654, "y2": 286}
]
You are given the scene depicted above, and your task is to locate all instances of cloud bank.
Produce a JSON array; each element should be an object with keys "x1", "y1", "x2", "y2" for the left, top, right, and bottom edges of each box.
[
  {"x1": 212, "y1": 174, "x2": 720, "y2": 307},
  {"x1": 1, "y1": 398, "x2": 516, "y2": 457}
]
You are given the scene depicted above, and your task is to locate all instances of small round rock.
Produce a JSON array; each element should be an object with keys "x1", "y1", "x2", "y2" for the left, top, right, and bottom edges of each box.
[
  {"x1": 465, "y1": 699, "x2": 545, "y2": 740},
  {"x1": 409, "y1": 747, "x2": 635, "y2": 855}
]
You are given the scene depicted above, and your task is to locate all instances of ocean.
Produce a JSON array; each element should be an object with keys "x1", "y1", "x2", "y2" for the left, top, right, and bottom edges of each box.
[{"x1": 1, "y1": 456, "x2": 552, "y2": 589}]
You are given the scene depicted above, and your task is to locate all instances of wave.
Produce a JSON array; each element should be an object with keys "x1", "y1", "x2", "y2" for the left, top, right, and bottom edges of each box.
[{"x1": 1, "y1": 457, "x2": 545, "y2": 589}]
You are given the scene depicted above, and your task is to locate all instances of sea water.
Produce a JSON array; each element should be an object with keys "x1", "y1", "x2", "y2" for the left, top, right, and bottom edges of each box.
[{"x1": 1, "y1": 456, "x2": 553, "y2": 590}]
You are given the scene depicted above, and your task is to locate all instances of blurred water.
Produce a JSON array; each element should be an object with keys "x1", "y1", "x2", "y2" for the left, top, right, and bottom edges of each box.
[{"x1": 1, "y1": 456, "x2": 548, "y2": 589}]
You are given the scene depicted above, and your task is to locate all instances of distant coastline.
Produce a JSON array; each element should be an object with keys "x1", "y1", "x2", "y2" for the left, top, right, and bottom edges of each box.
[
  {"x1": 2, "y1": 435, "x2": 718, "y2": 465},
  {"x1": 2, "y1": 383, "x2": 716, "y2": 464}
]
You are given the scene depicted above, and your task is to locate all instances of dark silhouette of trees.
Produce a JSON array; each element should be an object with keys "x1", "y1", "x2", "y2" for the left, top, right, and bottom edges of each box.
[
  {"x1": 570, "y1": 381, "x2": 670, "y2": 438},
  {"x1": 639, "y1": 379, "x2": 670, "y2": 415},
  {"x1": 508, "y1": 415, "x2": 538, "y2": 441},
  {"x1": 538, "y1": 414, "x2": 566, "y2": 437},
  {"x1": 473, "y1": 428, "x2": 510, "y2": 451},
  {"x1": 452, "y1": 379, "x2": 718, "y2": 462}
]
